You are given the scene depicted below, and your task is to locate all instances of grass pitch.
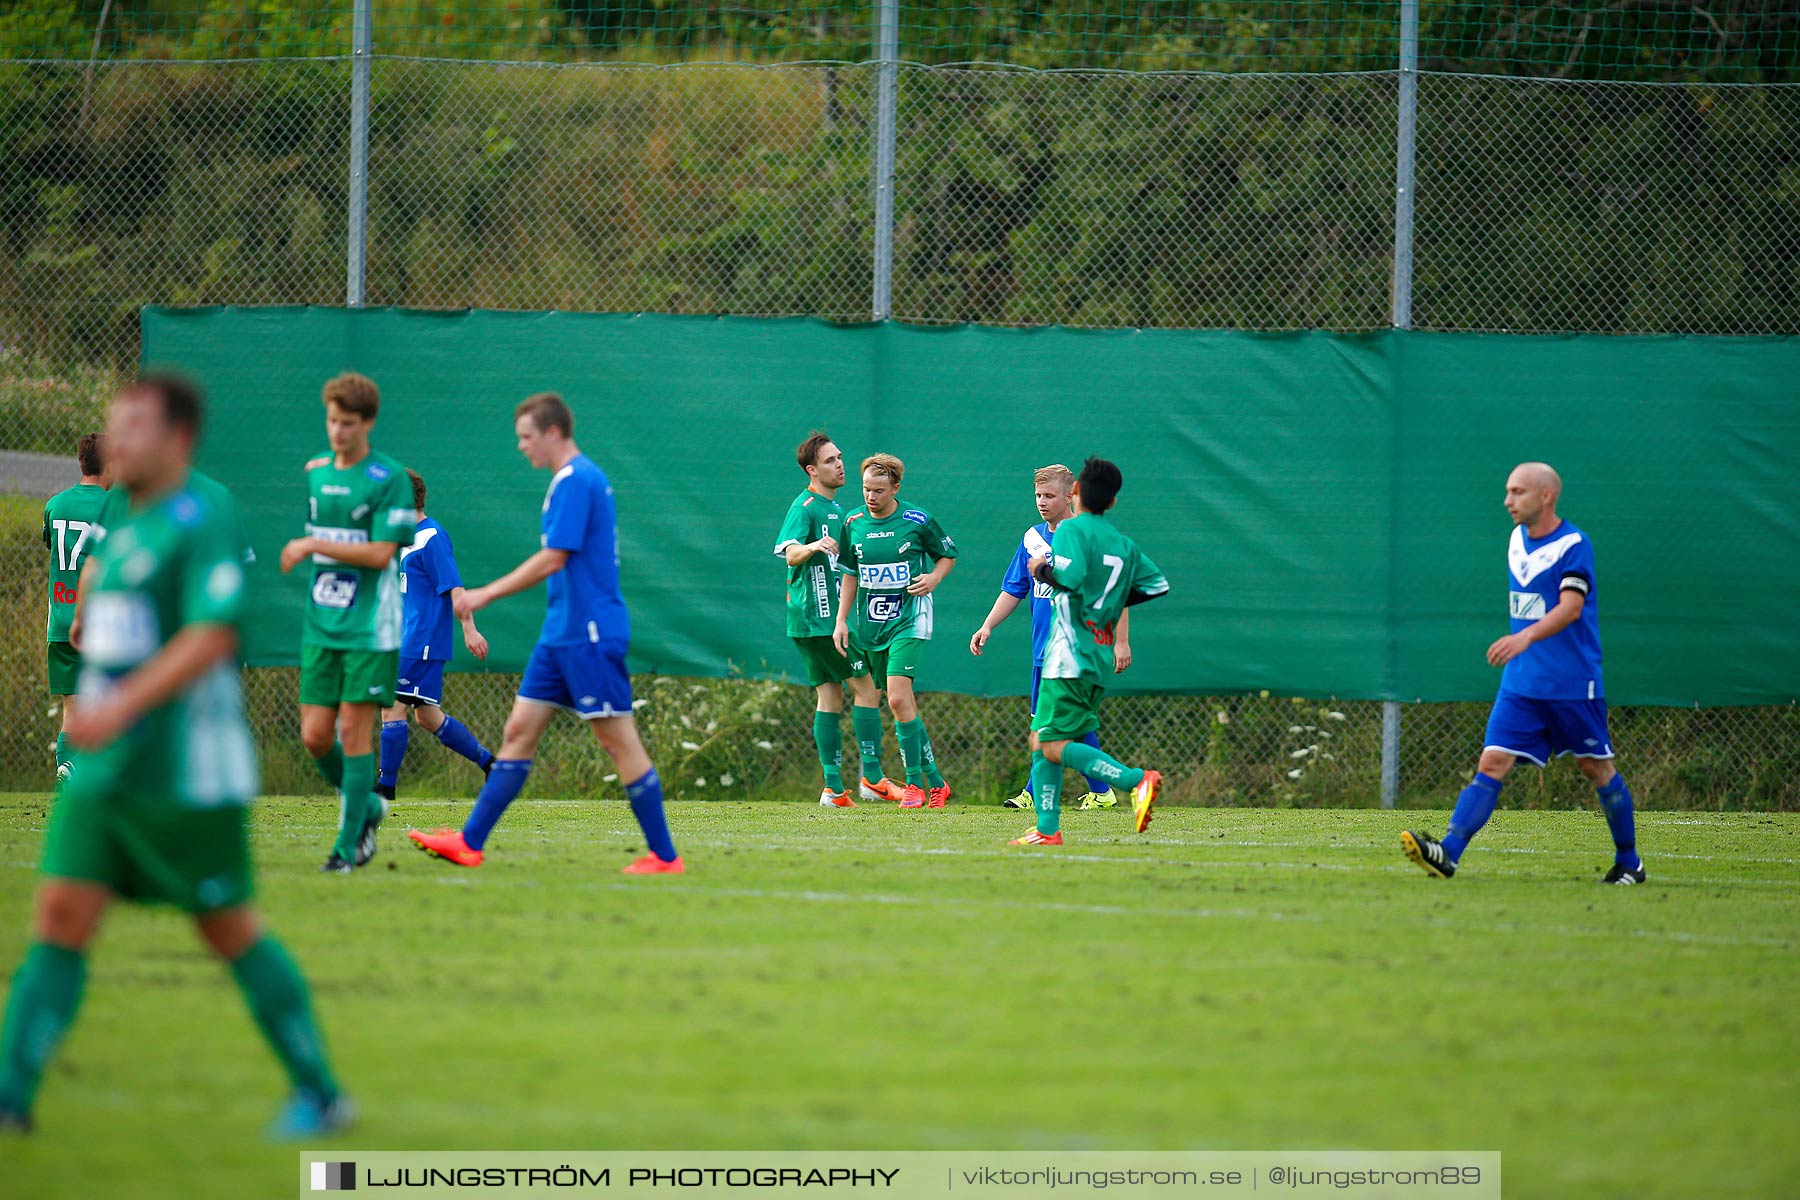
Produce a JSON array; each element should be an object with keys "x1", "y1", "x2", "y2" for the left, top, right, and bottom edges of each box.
[{"x1": 0, "y1": 795, "x2": 1795, "y2": 1200}]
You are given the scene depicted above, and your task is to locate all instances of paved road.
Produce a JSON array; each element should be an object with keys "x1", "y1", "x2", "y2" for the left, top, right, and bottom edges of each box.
[{"x1": 0, "y1": 450, "x2": 76, "y2": 499}]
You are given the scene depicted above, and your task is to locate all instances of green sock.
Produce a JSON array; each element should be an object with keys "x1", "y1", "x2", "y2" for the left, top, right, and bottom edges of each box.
[
  {"x1": 813, "y1": 710, "x2": 845, "y2": 792},
  {"x1": 53, "y1": 734, "x2": 71, "y2": 784},
  {"x1": 851, "y1": 706, "x2": 885, "y2": 781},
  {"x1": 917, "y1": 719, "x2": 946, "y2": 788},
  {"x1": 332, "y1": 752, "x2": 374, "y2": 860},
  {"x1": 230, "y1": 936, "x2": 339, "y2": 1103},
  {"x1": 897, "y1": 718, "x2": 925, "y2": 786},
  {"x1": 312, "y1": 742, "x2": 344, "y2": 790},
  {"x1": 1031, "y1": 752, "x2": 1063, "y2": 835},
  {"x1": 0, "y1": 943, "x2": 87, "y2": 1114},
  {"x1": 1061, "y1": 741, "x2": 1145, "y2": 790}
]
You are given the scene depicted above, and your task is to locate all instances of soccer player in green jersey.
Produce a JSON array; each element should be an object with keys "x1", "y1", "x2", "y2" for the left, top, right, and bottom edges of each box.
[
  {"x1": 278, "y1": 373, "x2": 417, "y2": 874},
  {"x1": 774, "y1": 432, "x2": 905, "y2": 807},
  {"x1": 833, "y1": 453, "x2": 958, "y2": 809},
  {"x1": 0, "y1": 376, "x2": 351, "y2": 1139},
  {"x1": 42, "y1": 432, "x2": 111, "y2": 786},
  {"x1": 1012, "y1": 457, "x2": 1169, "y2": 846}
]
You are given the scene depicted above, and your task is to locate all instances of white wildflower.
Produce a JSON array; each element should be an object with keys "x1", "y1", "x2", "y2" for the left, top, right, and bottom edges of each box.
[
  {"x1": 718, "y1": 774, "x2": 734, "y2": 787},
  {"x1": 1327, "y1": 711, "x2": 1347, "y2": 721},
  {"x1": 681, "y1": 740, "x2": 701, "y2": 751},
  {"x1": 1286, "y1": 768, "x2": 1303, "y2": 779},
  {"x1": 756, "y1": 740, "x2": 774, "y2": 751}
]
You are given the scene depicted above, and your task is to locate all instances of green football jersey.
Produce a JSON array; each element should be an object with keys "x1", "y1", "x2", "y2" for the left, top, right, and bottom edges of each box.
[
  {"x1": 302, "y1": 449, "x2": 416, "y2": 651},
  {"x1": 1039, "y1": 511, "x2": 1169, "y2": 684},
  {"x1": 77, "y1": 477, "x2": 257, "y2": 807},
  {"x1": 97, "y1": 470, "x2": 255, "y2": 564},
  {"x1": 839, "y1": 502, "x2": 956, "y2": 650},
  {"x1": 773, "y1": 487, "x2": 846, "y2": 637},
  {"x1": 43, "y1": 482, "x2": 109, "y2": 643}
]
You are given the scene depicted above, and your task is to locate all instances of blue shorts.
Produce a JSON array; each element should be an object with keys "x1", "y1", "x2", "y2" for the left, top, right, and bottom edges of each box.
[
  {"x1": 1484, "y1": 689, "x2": 1614, "y2": 767},
  {"x1": 395, "y1": 658, "x2": 445, "y2": 706},
  {"x1": 1030, "y1": 663, "x2": 1043, "y2": 714},
  {"x1": 518, "y1": 640, "x2": 633, "y2": 720}
]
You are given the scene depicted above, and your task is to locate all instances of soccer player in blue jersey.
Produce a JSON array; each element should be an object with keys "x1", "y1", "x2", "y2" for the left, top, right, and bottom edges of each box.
[
  {"x1": 375, "y1": 469, "x2": 495, "y2": 804},
  {"x1": 971, "y1": 464, "x2": 1131, "y2": 811},
  {"x1": 408, "y1": 393, "x2": 680, "y2": 874},
  {"x1": 1403, "y1": 463, "x2": 1645, "y2": 884}
]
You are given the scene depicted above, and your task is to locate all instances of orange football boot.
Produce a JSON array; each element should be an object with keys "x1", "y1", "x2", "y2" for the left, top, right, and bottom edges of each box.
[
  {"x1": 927, "y1": 783, "x2": 952, "y2": 809},
  {"x1": 1009, "y1": 829, "x2": 1064, "y2": 845},
  {"x1": 819, "y1": 788, "x2": 856, "y2": 808},
  {"x1": 1131, "y1": 769, "x2": 1164, "y2": 834},
  {"x1": 408, "y1": 827, "x2": 483, "y2": 867},
  {"x1": 622, "y1": 854, "x2": 686, "y2": 875},
  {"x1": 899, "y1": 784, "x2": 927, "y2": 808},
  {"x1": 859, "y1": 777, "x2": 905, "y2": 803}
]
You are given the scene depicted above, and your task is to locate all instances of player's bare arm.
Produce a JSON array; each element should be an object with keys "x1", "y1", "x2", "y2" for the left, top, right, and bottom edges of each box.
[
  {"x1": 65, "y1": 622, "x2": 238, "y2": 749},
  {"x1": 451, "y1": 586, "x2": 490, "y2": 659},
  {"x1": 970, "y1": 591, "x2": 1022, "y2": 656},
  {"x1": 279, "y1": 536, "x2": 400, "y2": 574},
  {"x1": 1113, "y1": 606, "x2": 1133, "y2": 673},
  {"x1": 832, "y1": 571, "x2": 858, "y2": 655},
  {"x1": 906, "y1": 556, "x2": 954, "y2": 596},
  {"x1": 456, "y1": 548, "x2": 570, "y2": 617},
  {"x1": 1488, "y1": 589, "x2": 1584, "y2": 667},
  {"x1": 783, "y1": 535, "x2": 837, "y2": 566}
]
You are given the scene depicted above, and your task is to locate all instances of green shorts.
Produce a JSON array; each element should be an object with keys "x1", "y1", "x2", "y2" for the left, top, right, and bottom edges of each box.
[
  {"x1": 861, "y1": 637, "x2": 927, "y2": 689},
  {"x1": 47, "y1": 641, "x2": 81, "y2": 697},
  {"x1": 300, "y1": 643, "x2": 398, "y2": 708},
  {"x1": 792, "y1": 636, "x2": 869, "y2": 688},
  {"x1": 1032, "y1": 676, "x2": 1106, "y2": 742},
  {"x1": 41, "y1": 783, "x2": 253, "y2": 913}
]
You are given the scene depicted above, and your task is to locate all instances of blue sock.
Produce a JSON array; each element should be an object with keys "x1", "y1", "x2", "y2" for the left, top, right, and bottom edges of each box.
[
  {"x1": 1596, "y1": 772, "x2": 1640, "y2": 870},
  {"x1": 462, "y1": 759, "x2": 532, "y2": 851},
  {"x1": 1441, "y1": 773, "x2": 1504, "y2": 862},
  {"x1": 434, "y1": 715, "x2": 494, "y2": 771},
  {"x1": 377, "y1": 720, "x2": 409, "y2": 790},
  {"x1": 625, "y1": 768, "x2": 678, "y2": 863},
  {"x1": 1079, "y1": 730, "x2": 1111, "y2": 794}
]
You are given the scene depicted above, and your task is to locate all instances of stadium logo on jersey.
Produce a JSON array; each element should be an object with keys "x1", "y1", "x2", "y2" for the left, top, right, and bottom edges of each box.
[
  {"x1": 859, "y1": 562, "x2": 912, "y2": 589},
  {"x1": 366, "y1": 462, "x2": 391, "y2": 481},
  {"x1": 901, "y1": 509, "x2": 929, "y2": 525},
  {"x1": 1510, "y1": 591, "x2": 1547, "y2": 620},
  {"x1": 864, "y1": 529, "x2": 897, "y2": 540},
  {"x1": 1508, "y1": 527, "x2": 1584, "y2": 586},
  {"x1": 866, "y1": 592, "x2": 904, "y2": 622},
  {"x1": 312, "y1": 571, "x2": 361, "y2": 610},
  {"x1": 320, "y1": 484, "x2": 351, "y2": 496}
]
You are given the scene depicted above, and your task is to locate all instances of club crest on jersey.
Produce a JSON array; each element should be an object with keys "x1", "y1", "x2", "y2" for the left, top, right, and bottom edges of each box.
[
  {"x1": 1510, "y1": 591, "x2": 1547, "y2": 620},
  {"x1": 366, "y1": 462, "x2": 391, "y2": 481},
  {"x1": 859, "y1": 562, "x2": 911, "y2": 590},
  {"x1": 900, "y1": 508, "x2": 929, "y2": 525}
]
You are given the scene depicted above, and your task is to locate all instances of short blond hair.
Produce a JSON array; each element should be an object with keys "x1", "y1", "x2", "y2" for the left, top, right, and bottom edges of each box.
[
  {"x1": 322, "y1": 372, "x2": 379, "y2": 420},
  {"x1": 861, "y1": 452, "x2": 904, "y2": 486},
  {"x1": 1033, "y1": 463, "x2": 1074, "y2": 490}
]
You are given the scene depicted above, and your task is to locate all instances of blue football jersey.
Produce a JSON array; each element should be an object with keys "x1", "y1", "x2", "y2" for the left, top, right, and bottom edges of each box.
[
  {"x1": 399, "y1": 517, "x2": 463, "y2": 661},
  {"x1": 1501, "y1": 520, "x2": 1604, "y2": 700},
  {"x1": 1000, "y1": 521, "x2": 1057, "y2": 665},
  {"x1": 540, "y1": 455, "x2": 630, "y2": 648}
]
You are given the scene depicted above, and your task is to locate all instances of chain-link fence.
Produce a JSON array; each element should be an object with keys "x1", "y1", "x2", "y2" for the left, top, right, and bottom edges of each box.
[{"x1": 2, "y1": 2, "x2": 1796, "y2": 808}]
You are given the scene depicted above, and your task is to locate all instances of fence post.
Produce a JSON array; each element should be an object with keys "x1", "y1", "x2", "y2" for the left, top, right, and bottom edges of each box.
[
  {"x1": 1381, "y1": 0, "x2": 1420, "y2": 810},
  {"x1": 870, "y1": 0, "x2": 899, "y2": 321},
  {"x1": 345, "y1": 0, "x2": 373, "y2": 307}
]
